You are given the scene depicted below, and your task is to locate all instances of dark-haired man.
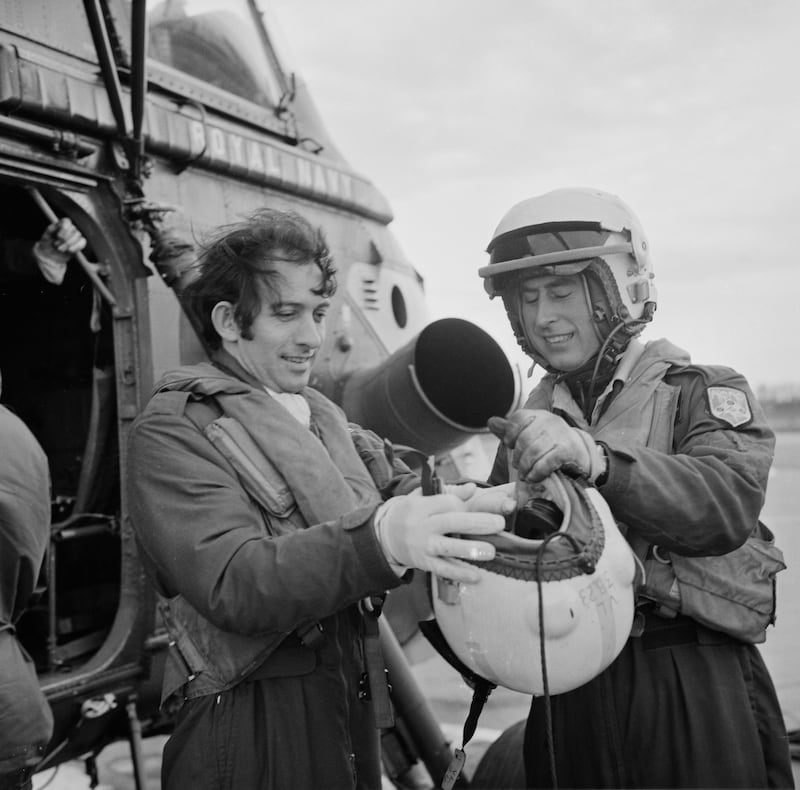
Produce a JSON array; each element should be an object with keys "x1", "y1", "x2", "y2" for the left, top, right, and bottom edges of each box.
[{"x1": 127, "y1": 207, "x2": 514, "y2": 789}]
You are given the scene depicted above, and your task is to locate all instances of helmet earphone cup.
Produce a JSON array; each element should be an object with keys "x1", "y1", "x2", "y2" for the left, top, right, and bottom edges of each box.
[
  {"x1": 510, "y1": 499, "x2": 562, "y2": 540},
  {"x1": 582, "y1": 267, "x2": 616, "y2": 341}
]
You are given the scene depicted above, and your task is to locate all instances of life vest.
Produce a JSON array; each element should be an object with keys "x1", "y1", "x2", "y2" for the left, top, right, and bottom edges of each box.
[
  {"x1": 137, "y1": 359, "x2": 392, "y2": 705},
  {"x1": 529, "y1": 339, "x2": 785, "y2": 644}
]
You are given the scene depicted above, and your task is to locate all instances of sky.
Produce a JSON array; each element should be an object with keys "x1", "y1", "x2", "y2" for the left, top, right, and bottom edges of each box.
[{"x1": 269, "y1": 0, "x2": 800, "y2": 392}]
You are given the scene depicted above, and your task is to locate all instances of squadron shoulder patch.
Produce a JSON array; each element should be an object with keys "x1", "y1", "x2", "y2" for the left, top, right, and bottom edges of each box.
[{"x1": 706, "y1": 386, "x2": 752, "y2": 427}]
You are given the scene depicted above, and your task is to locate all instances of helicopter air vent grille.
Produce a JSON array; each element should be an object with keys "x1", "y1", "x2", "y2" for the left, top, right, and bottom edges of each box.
[{"x1": 359, "y1": 274, "x2": 380, "y2": 311}]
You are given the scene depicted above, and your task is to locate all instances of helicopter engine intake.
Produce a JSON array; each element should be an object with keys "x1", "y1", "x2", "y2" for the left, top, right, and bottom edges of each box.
[{"x1": 341, "y1": 317, "x2": 518, "y2": 458}]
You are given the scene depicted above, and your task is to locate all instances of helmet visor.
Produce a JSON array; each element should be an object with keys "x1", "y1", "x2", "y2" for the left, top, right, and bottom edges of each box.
[
  {"x1": 490, "y1": 228, "x2": 614, "y2": 264},
  {"x1": 480, "y1": 228, "x2": 632, "y2": 285}
]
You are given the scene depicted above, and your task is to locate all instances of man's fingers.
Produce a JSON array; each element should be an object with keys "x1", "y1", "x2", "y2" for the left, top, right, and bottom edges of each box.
[
  {"x1": 414, "y1": 492, "x2": 506, "y2": 520},
  {"x1": 433, "y1": 511, "x2": 505, "y2": 535},
  {"x1": 56, "y1": 230, "x2": 86, "y2": 253},
  {"x1": 441, "y1": 483, "x2": 516, "y2": 516},
  {"x1": 510, "y1": 417, "x2": 548, "y2": 458},
  {"x1": 431, "y1": 535, "x2": 497, "y2": 561},
  {"x1": 505, "y1": 410, "x2": 543, "y2": 444},
  {"x1": 429, "y1": 558, "x2": 482, "y2": 585},
  {"x1": 46, "y1": 218, "x2": 86, "y2": 254},
  {"x1": 60, "y1": 237, "x2": 86, "y2": 254},
  {"x1": 488, "y1": 412, "x2": 541, "y2": 447},
  {"x1": 487, "y1": 416, "x2": 512, "y2": 443},
  {"x1": 445, "y1": 482, "x2": 478, "y2": 501},
  {"x1": 523, "y1": 451, "x2": 562, "y2": 483},
  {"x1": 466, "y1": 486, "x2": 517, "y2": 515},
  {"x1": 513, "y1": 431, "x2": 554, "y2": 472},
  {"x1": 417, "y1": 492, "x2": 468, "y2": 514}
]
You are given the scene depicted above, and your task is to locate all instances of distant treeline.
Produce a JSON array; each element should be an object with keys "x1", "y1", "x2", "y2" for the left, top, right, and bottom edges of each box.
[{"x1": 761, "y1": 397, "x2": 800, "y2": 432}]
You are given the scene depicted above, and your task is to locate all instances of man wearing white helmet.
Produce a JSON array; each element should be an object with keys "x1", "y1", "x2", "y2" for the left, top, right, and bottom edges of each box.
[{"x1": 481, "y1": 188, "x2": 792, "y2": 788}]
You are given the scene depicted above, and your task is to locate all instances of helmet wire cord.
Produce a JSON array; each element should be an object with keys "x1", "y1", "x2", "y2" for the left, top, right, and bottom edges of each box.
[
  {"x1": 535, "y1": 531, "x2": 597, "y2": 789},
  {"x1": 582, "y1": 319, "x2": 648, "y2": 422}
]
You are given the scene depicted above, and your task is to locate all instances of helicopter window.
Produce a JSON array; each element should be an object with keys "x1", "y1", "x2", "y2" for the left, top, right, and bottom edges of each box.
[
  {"x1": 0, "y1": 0, "x2": 98, "y2": 62},
  {"x1": 391, "y1": 285, "x2": 408, "y2": 329},
  {"x1": 145, "y1": 0, "x2": 285, "y2": 109},
  {"x1": 0, "y1": 182, "x2": 121, "y2": 673}
]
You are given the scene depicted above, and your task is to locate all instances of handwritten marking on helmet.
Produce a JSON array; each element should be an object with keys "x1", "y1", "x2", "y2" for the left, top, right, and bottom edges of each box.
[{"x1": 578, "y1": 571, "x2": 620, "y2": 615}]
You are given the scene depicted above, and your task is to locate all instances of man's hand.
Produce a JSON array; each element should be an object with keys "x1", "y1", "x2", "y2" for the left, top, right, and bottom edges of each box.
[
  {"x1": 374, "y1": 492, "x2": 505, "y2": 583},
  {"x1": 488, "y1": 410, "x2": 606, "y2": 483},
  {"x1": 443, "y1": 481, "x2": 517, "y2": 515},
  {"x1": 33, "y1": 218, "x2": 87, "y2": 285}
]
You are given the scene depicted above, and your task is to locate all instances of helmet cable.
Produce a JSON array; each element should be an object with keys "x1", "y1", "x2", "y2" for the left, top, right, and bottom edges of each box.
[
  {"x1": 535, "y1": 531, "x2": 597, "y2": 789},
  {"x1": 580, "y1": 318, "x2": 650, "y2": 422}
]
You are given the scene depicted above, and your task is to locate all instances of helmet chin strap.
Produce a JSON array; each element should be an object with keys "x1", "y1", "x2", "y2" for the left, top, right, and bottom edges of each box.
[
  {"x1": 581, "y1": 270, "x2": 611, "y2": 344},
  {"x1": 561, "y1": 320, "x2": 655, "y2": 422},
  {"x1": 554, "y1": 271, "x2": 629, "y2": 417}
]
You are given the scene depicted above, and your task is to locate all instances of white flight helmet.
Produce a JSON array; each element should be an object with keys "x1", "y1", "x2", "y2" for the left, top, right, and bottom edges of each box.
[
  {"x1": 478, "y1": 188, "x2": 657, "y2": 365},
  {"x1": 431, "y1": 471, "x2": 636, "y2": 695}
]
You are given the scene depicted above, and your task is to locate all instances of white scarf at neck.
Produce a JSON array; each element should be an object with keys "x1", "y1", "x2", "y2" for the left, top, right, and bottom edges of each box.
[{"x1": 264, "y1": 386, "x2": 311, "y2": 428}]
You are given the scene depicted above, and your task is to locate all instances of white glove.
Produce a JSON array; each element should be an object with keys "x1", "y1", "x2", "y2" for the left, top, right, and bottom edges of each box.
[
  {"x1": 488, "y1": 410, "x2": 607, "y2": 484},
  {"x1": 33, "y1": 218, "x2": 87, "y2": 285},
  {"x1": 374, "y1": 491, "x2": 506, "y2": 583},
  {"x1": 443, "y1": 481, "x2": 518, "y2": 514}
]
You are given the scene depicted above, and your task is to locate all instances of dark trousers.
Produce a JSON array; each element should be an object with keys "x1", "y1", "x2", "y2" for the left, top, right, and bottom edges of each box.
[{"x1": 524, "y1": 615, "x2": 794, "y2": 789}]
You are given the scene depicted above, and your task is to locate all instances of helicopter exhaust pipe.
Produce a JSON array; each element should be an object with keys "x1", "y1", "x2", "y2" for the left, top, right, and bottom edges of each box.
[{"x1": 342, "y1": 318, "x2": 518, "y2": 458}]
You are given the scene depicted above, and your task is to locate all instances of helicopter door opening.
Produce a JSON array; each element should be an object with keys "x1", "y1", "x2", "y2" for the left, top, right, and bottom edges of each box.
[{"x1": 0, "y1": 180, "x2": 121, "y2": 674}]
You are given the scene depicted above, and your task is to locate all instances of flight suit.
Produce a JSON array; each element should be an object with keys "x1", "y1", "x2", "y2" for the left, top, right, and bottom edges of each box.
[
  {"x1": 0, "y1": 404, "x2": 52, "y2": 790},
  {"x1": 490, "y1": 338, "x2": 794, "y2": 788},
  {"x1": 127, "y1": 352, "x2": 418, "y2": 790}
]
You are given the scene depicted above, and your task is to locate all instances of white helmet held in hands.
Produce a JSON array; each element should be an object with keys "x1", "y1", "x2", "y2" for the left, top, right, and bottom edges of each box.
[{"x1": 430, "y1": 471, "x2": 637, "y2": 695}]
